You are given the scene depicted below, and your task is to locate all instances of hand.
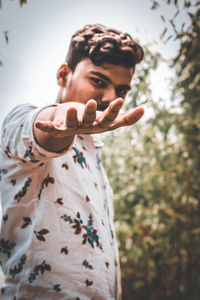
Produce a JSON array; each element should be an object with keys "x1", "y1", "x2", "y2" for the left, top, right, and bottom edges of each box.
[{"x1": 35, "y1": 98, "x2": 144, "y2": 138}]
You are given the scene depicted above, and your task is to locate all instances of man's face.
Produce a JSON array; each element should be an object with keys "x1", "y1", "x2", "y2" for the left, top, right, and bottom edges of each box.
[{"x1": 59, "y1": 58, "x2": 134, "y2": 111}]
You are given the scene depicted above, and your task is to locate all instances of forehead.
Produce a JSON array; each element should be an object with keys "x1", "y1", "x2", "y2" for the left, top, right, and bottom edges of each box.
[{"x1": 73, "y1": 58, "x2": 134, "y2": 84}]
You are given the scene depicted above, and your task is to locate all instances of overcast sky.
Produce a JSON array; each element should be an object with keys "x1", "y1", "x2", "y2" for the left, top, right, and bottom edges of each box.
[{"x1": 0, "y1": 0, "x2": 189, "y2": 128}]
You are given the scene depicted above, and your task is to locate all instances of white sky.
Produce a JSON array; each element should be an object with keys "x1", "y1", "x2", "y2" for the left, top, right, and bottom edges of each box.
[{"x1": 0, "y1": 0, "x2": 189, "y2": 128}]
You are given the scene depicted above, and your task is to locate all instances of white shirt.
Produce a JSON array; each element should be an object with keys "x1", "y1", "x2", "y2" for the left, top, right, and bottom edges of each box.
[{"x1": 0, "y1": 104, "x2": 121, "y2": 300}]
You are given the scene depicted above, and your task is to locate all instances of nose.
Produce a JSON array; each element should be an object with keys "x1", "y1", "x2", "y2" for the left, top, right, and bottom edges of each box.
[{"x1": 101, "y1": 87, "x2": 117, "y2": 103}]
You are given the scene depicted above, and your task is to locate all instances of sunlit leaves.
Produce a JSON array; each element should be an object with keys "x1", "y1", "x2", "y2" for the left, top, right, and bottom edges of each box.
[
  {"x1": 103, "y1": 3, "x2": 200, "y2": 298},
  {"x1": 151, "y1": 1, "x2": 160, "y2": 10},
  {"x1": 160, "y1": 27, "x2": 167, "y2": 39}
]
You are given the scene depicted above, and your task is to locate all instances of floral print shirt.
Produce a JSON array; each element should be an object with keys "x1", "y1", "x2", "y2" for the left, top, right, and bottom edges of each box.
[{"x1": 0, "y1": 104, "x2": 121, "y2": 300}]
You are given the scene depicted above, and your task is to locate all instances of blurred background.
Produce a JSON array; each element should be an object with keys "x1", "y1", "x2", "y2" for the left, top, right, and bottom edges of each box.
[{"x1": 0, "y1": 0, "x2": 200, "y2": 299}]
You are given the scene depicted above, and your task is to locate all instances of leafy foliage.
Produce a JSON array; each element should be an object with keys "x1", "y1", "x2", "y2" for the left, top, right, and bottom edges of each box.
[{"x1": 103, "y1": 2, "x2": 200, "y2": 299}]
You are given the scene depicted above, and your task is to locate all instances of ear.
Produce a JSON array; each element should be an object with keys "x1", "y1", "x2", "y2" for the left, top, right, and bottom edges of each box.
[{"x1": 57, "y1": 63, "x2": 72, "y2": 88}]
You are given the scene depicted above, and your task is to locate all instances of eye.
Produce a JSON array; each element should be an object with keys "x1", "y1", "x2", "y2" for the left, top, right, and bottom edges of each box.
[
  {"x1": 116, "y1": 88, "x2": 130, "y2": 98},
  {"x1": 90, "y1": 77, "x2": 106, "y2": 88}
]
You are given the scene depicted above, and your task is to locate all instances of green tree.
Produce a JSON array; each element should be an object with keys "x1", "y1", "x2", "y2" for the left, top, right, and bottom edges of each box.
[{"x1": 103, "y1": 2, "x2": 200, "y2": 299}]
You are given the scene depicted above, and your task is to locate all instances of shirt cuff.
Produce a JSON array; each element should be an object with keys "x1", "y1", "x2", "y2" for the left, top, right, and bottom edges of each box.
[{"x1": 28, "y1": 103, "x2": 74, "y2": 158}]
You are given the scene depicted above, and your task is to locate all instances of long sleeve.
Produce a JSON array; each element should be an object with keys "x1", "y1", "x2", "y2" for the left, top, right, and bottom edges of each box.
[{"x1": 1, "y1": 103, "x2": 69, "y2": 167}]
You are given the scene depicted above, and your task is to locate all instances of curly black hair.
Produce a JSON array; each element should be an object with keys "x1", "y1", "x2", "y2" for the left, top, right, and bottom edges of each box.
[{"x1": 65, "y1": 24, "x2": 144, "y2": 71}]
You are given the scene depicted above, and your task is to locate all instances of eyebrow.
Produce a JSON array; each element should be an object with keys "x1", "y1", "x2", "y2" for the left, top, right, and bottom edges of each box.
[
  {"x1": 90, "y1": 71, "x2": 131, "y2": 91},
  {"x1": 90, "y1": 71, "x2": 112, "y2": 83}
]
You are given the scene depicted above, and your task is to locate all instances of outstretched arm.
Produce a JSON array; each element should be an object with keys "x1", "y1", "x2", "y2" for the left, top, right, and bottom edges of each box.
[{"x1": 34, "y1": 98, "x2": 144, "y2": 152}]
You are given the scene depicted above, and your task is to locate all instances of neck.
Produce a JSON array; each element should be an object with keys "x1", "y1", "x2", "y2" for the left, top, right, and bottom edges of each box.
[{"x1": 56, "y1": 88, "x2": 64, "y2": 103}]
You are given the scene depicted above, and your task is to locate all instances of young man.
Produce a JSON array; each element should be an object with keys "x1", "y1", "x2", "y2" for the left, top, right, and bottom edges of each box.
[{"x1": 0, "y1": 24, "x2": 144, "y2": 299}]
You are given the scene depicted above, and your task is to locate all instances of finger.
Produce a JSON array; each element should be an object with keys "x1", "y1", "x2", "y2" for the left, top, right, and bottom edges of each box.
[
  {"x1": 81, "y1": 100, "x2": 97, "y2": 127},
  {"x1": 35, "y1": 120, "x2": 56, "y2": 133},
  {"x1": 124, "y1": 107, "x2": 145, "y2": 125},
  {"x1": 35, "y1": 120, "x2": 77, "y2": 138},
  {"x1": 97, "y1": 98, "x2": 124, "y2": 126},
  {"x1": 110, "y1": 107, "x2": 145, "y2": 130},
  {"x1": 66, "y1": 107, "x2": 78, "y2": 129}
]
